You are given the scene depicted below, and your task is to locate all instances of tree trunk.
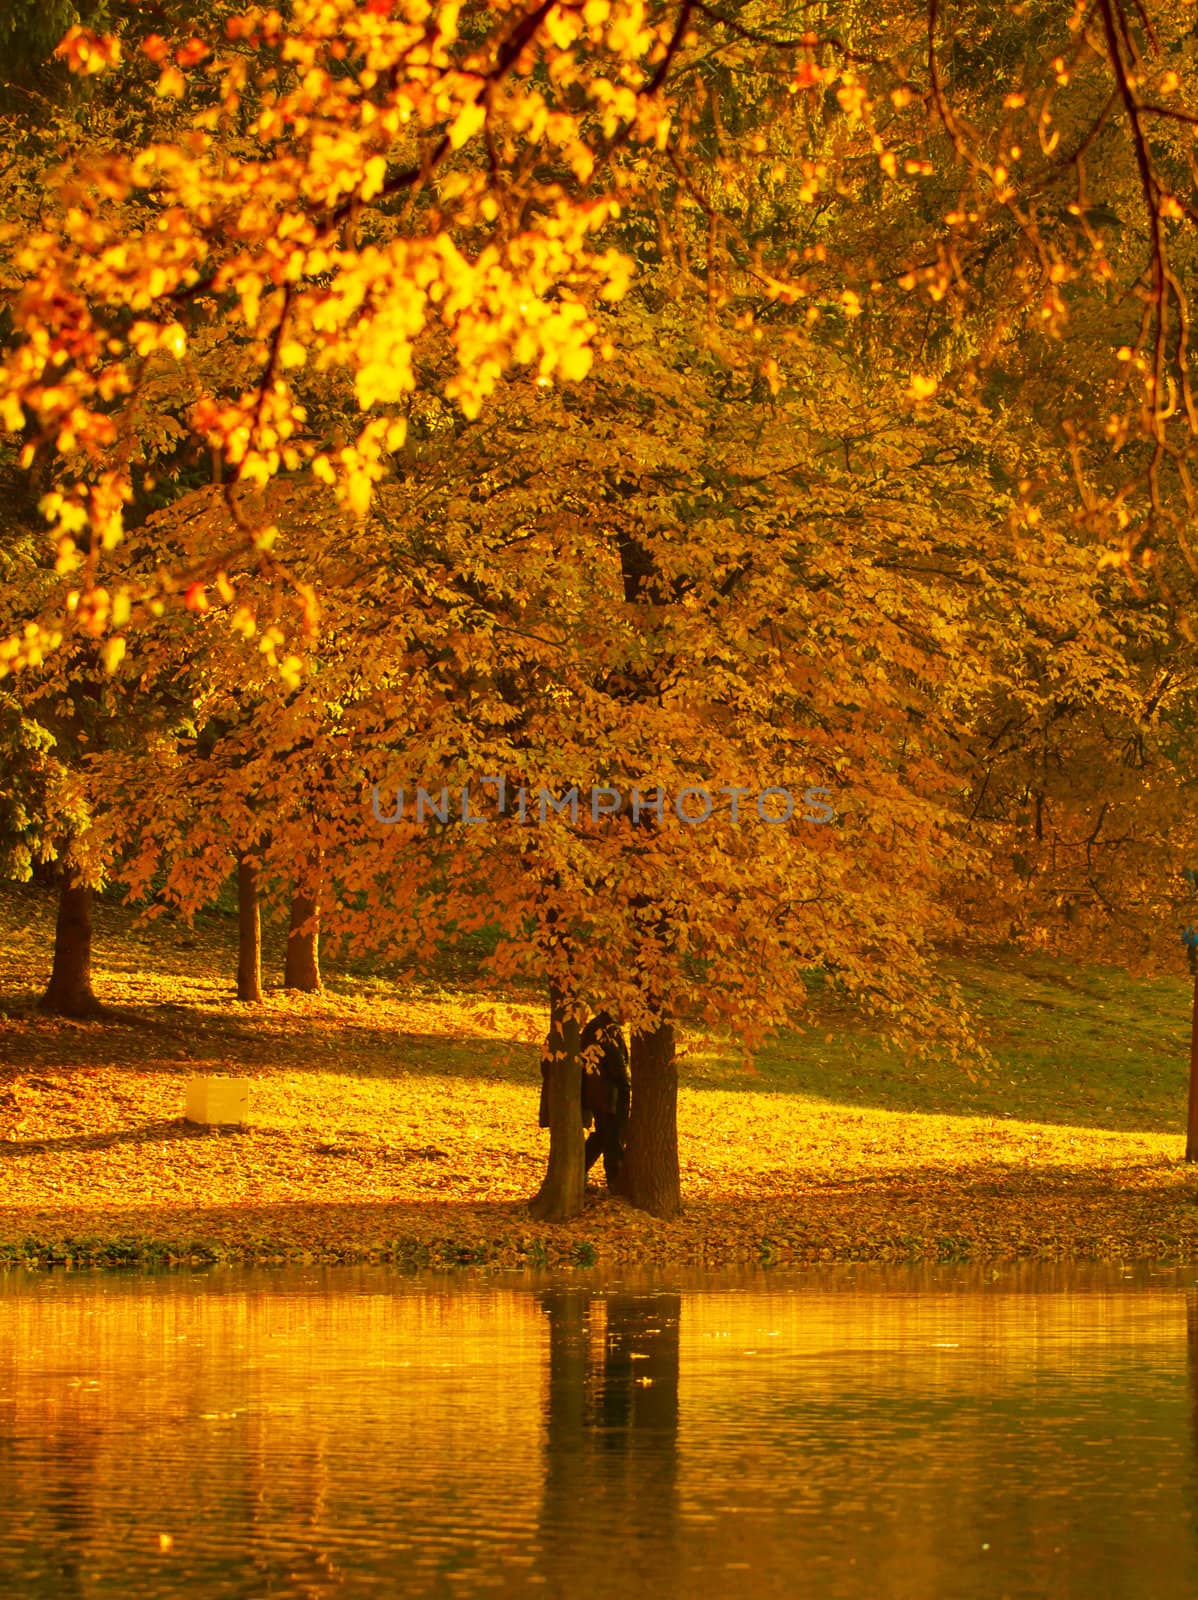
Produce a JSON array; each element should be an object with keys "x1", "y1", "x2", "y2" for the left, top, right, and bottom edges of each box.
[
  {"x1": 530, "y1": 988, "x2": 586, "y2": 1221},
  {"x1": 237, "y1": 856, "x2": 263, "y2": 1003},
  {"x1": 618, "y1": 1021, "x2": 681, "y2": 1218},
  {"x1": 284, "y1": 851, "x2": 323, "y2": 993},
  {"x1": 39, "y1": 872, "x2": 100, "y2": 1017}
]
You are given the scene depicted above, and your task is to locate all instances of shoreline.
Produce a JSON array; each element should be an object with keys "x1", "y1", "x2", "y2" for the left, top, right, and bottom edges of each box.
[{"x1": 5, "y1": 1165, "x2": 1198, "y2": 1271}]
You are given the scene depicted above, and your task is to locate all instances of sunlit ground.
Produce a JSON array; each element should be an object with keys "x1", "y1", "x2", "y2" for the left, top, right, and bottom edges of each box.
[{"x1": 1, "y1": 884, "x2": 1196, "y2": 1268}]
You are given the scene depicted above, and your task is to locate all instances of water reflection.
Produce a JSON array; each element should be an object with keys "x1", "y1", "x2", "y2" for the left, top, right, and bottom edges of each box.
[
  {"x1": 0, "y1": 1264, "x2": 1196, "y2": 1599},
  {"x1": 537, "y1": 1290, "x2": 682, "y2": 1589}
]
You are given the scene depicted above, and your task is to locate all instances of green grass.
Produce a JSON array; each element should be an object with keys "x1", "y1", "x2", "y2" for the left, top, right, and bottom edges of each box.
[{"x1": 672, "y1": 952, "x2": 1189, "y2": 1136}]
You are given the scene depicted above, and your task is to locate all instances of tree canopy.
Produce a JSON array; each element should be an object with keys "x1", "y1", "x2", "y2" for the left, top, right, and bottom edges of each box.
[{"x1": 5, "y1": 0, "x2": 1198, "y2": 1215}]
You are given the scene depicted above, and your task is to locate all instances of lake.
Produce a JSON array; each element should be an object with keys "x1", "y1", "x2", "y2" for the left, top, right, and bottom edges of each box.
[{"x1": 1, "y1": 1262, "x2": 1196, "y2": 1598}]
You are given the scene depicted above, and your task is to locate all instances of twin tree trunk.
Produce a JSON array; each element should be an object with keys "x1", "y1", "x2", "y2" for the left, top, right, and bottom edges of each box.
[
  {"x1": 237, "y1": 855, "x2": 263, "y2": 1003},
  {"x1": 39, "y1": 871, "x2": 99, "y2": 1017},
  {"x1": 529, "y1": 987, "x2": 586, "y2": 1222},
  {"x1": 617, "y1": 1022, "x2": 681, "y2": 1220},
  {"x1": 532, "y1": 999, "x2": 681, "y2": 1223},
  {"x1": 240, "y1": 850, "x2": 323, "y2": 1001},
  {"x1": 285, "y1": 850, "x2": 323, "y2": 993}
]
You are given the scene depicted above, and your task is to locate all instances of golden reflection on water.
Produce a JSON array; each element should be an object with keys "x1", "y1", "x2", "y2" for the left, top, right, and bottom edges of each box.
[{"x1": 0, "y1": 1263, "x2": 1196, "y2": 1599}]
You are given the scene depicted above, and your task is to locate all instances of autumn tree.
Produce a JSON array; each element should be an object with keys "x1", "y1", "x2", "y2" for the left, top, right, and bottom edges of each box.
[
  {"x1": 7, "y1": 0, "x2": 1198, "y2": 1208},
  {"x1": 89, "y1": 547, "x2": 371, "y2": 1002}
]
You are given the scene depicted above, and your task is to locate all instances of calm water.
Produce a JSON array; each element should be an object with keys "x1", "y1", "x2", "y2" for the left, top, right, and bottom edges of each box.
[{"x1": 1, "y1": 1262, "x2": 1197, "y2": 1598}]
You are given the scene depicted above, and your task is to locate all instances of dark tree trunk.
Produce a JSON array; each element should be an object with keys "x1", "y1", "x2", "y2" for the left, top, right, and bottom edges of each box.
[
  {"x1": 237, "y1": 856, "x2": 263, "y2": 1003},
  {"x1": 542, "y1": 1287, "x2": 591, "y2": 1439},
  {"x1": 39, "y1": 872, "x2": 100, "y2": 1017},
  {"x1": 533, "y1": 1287, "x2": 592, "y2": 1583},
  {"x1": 603, "y1": 1290, "x2": 682, "y2": 1432},
  {"x1": 618, "y1": 1021, "x2": 681, "y2": 1218},
  {"x1": 600, "y1": 1292, "x2": 682, "y2": 1553},
  {"x1": 530, "y1": 987, "x2": 585, "y2": 1221},
  {"x1": 284, "y1": 851, "x2": 323, "y2": 993}
]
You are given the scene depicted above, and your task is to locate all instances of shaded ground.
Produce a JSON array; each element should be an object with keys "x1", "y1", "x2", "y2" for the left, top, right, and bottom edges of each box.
[{"x1": 2, "y1": 884, "x2": 1197, "y2": 1269}]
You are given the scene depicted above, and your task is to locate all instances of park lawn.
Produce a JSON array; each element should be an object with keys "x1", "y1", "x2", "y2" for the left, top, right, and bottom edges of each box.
[{"x1": 1, "y1": 882, "x2": 1197, "y2": 1269}]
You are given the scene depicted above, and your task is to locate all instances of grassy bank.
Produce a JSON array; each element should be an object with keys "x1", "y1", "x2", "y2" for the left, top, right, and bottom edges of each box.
[{"x1": 2, "y1": 884, "x2": 1197, "y2": 1270}]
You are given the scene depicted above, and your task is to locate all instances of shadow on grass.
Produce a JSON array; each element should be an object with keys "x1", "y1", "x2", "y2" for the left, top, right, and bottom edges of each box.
[
  {"x1": 687, "y1": 952, "x2": 1194, "y2": 1138},
  {"x1": 713, "y1": 1056, "x2": 1190, "y2": 1138},
  {"x1": 685, "y1": 1041, "x2": 1189, "y2": 1137},
  {"x1": 0, "y1": 1001, "x2": 541, "y2": 1084},
  {"x1": 1, "y1": 994, "x2": 1190, "y2": 1140},
  {"x1": 0, "y1": 1117, "x2": 232, "y2": 1157}
]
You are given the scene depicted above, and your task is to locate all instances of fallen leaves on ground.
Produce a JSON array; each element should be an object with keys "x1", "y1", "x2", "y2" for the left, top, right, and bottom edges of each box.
[
  {"x1": 3, "y1": 888, "x2": 1198, "y2": 1270},
  {"x1": 2, "y1": 1035, "x2": 1197, "y2": 1271}
]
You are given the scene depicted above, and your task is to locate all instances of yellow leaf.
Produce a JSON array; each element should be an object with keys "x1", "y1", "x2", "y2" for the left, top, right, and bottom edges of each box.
[
  {"x1": 347, "y1": 471, "x2": 371, "y2": 517},
  {"x1": 557, "y1": 345, "x2": 592, "y2": 383},
  {"x1": 448, "y1": 101, "x2": 486, "y2": 150},
  {"x1": 568, "y1": 142, "x2": 595, "y2": 183},
  {"x1": 361, "y1": 154, "x2": 388, "y2": 200}
]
